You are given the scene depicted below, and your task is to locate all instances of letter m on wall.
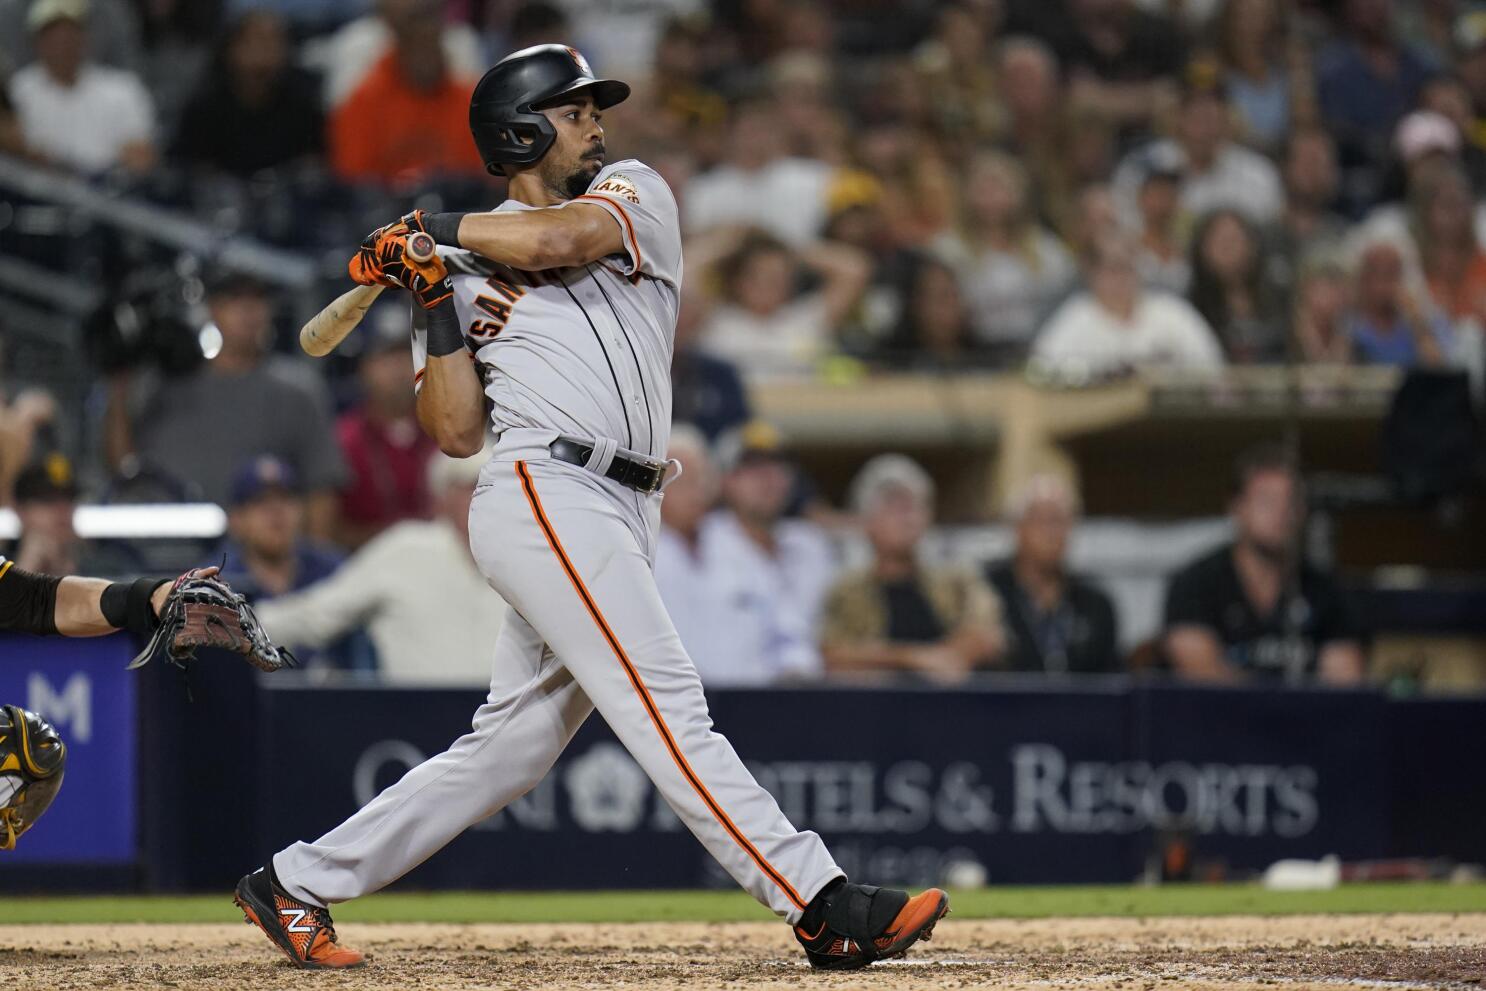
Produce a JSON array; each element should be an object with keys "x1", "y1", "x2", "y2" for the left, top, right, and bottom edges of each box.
[{"x1": 28, "y1": 672, "x2": 91, "y2": 743}]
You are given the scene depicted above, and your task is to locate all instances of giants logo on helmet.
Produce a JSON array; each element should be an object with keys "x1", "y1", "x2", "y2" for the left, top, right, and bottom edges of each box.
[{"x1": 565, "y1": 47, "x2": 593, "y2": 77}]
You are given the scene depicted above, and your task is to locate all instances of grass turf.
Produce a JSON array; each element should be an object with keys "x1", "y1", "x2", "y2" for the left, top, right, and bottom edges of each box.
[{"x1": 0, "y1": 883, "x2": 1482, "y2": 925}]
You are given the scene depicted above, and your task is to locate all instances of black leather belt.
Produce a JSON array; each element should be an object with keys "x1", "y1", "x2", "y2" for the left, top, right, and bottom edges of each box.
[{"x1": 549, "y1": 437, "x2": 667, "y2": 494}]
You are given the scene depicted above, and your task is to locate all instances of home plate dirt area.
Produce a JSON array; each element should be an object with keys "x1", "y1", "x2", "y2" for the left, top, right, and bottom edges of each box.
[{"x1": 0, "y1": 914, "x2": 1482, "y2": 991}]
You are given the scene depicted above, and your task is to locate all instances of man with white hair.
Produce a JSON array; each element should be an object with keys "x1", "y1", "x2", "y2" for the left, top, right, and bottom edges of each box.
[
  {"x1": 659, "y1": 422, "x2": 834, "y2": 686},
  {"x1": 985, "y1": 474, "x2": 1119, "y2": 675},
  {"x1": 253, "y1": 447, "x2": 506, "y2": 684},
  {"x1": 652, "y1": 424, "x2": 732, "y2": 683},
  {"x1": 820, "y1": 454, "x2": 1002, "y2": 682}
]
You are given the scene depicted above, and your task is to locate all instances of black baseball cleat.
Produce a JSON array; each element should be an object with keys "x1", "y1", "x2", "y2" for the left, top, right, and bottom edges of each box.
[
  {"x1": 233, "y1": 866, "x2": 366, "y2": 969},
  {"x1": 793, "y1": 879, "x2": 950, "y2": 970}
]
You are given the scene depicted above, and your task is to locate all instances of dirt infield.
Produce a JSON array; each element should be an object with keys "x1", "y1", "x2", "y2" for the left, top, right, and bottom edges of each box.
[{"x1": 1, "y1": 913, "x2": 1482, "y2": 991}]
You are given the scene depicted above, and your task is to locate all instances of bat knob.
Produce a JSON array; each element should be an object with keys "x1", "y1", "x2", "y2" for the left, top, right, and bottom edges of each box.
[{"x1": 407, "y1": 232, "x2": 436, "y2": 263}]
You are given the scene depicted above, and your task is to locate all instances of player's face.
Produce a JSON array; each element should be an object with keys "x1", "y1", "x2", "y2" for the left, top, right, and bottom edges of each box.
[{"x1": 538, "y1": 92, "x2": 607, "y2": 200}]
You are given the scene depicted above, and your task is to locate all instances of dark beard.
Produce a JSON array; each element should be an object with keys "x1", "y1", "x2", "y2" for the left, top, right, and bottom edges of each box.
[{"x1": 562, "y1": 167, "x2": 593, "y2": 199}]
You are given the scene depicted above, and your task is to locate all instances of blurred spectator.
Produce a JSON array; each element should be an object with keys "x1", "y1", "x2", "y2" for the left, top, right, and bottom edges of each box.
[
  {"x1": 220, "y1": 456, "x2": 345, "y2": 603},
  {"x1": 647, "y1": 14, "x2": 727, "y2": 137},
  {"x1": 548, "y1": 0, "x2": 695, "y2": 77},
  {"x1": 652, "y1": 425, "x2": 734, "y2": 682},
  {"x1": 1410, "y1": 160, "x2": 1486, "y2": 329},
  {"x1": 255, "y1": 447, "x2": 507, "y2": 686},
  {"x1": 853, "y1": 119, "x2": 959, "y2": 248},
  {"x1": 1065, "y1": 181, "x2": 1121, "y2": 257},
  {"x1": 913, "y1": 2, "x2": 1002, "y2": 144},
  {"x1": 1164, "y1": 444, "x2": 1366, "y2": 685},
  {"x1": 986, "y1": 474, "x2": 1119, "y2": 675},
  {"x1": 0, "y1": 87, "x2": 23, "y2": 157},
  {"x1": 1455, "y1": 11, "x2": 1486, "y2": 156},
  {"x1": 1292, "y1": 260, "x2": 1353, "y2": 363},
  {"x1": 1213, "y1": 0, "x2": 1307, "y2": 153},
  {"x1": 502, "y1": 1, "x2": 573, "y2": 52},
  {"x1": 683, "y1": 98, "x2": 834, "y2": 248},
  {"x1": 935, "y1": 149, "x2": 1077, "y2": 364},
  {"x1": 819, "y1": 169, "x2": 914, "y2": 346},
  {"x1": 134, "y1": 0, "x2": 220, "y2": 135},
  {"x1": 1343, "y1": 237, "x2": 1453, "y2": 367},
  {"x1": 1031, "y1": 234, "x2": 1225, "y2": 379},
  {"x1": 1316, "y1": 0, "x2": 1437, "y2": 209},
  {"x1": 0, "y1": 386, "x2": 57, "y2": 508},
  {"x1": 821, "y1": 454, "x2": 1002, "y2": 683},
  {"x1": 1132, "y1": 156, "x2": 1190, "y2": 295},
  {"x1": 1276, "y1": 125, "x2": 1349, "y2": 273},
  {"x1": 993, "y1": 37, "x2": 1087, "y2": 234},
  {"x1": 670, "y1": 286, "x2": 750, "y2": 443},
  {"x1": 874, "y1": 254, "x2": 985, "y2": 371},
  {"x1": 8, "y1": 0, "x2": 156, "y2": 175},
  {"x1": 309, "y1": 0, "x2": 484, "y2": 110},
  {"x1": 0, "y1": 0, "x2": 141, "y2": 76},
  {"x1": 1418, "y1": 74, "x2": 1486, "y2": 194},
  {"x1": 335, "y1": 317, "x2": 438, "y2": 549},
  {"x1": 106, "y1": 272, "x2": 348, "y2": 539},
  {"x1": 6, "y1": 455, "x2": 135, "y2": 576},
  {"x1": 330, "y1": 0, "x2": 485, "y2": 185},
  {"x1": 768, "y1": 52, "x2": 848, "y2": 166},
  {"x1": 1111, "y1": 66, "x2": 1284, "y2": 229},
  {"x1": 1188, "y1": 209, "x2": 1286, "y2": 363},
  {"x1": 173, "y1": 10, "x2": 324, "y2": 178},
  {"x1": 1028, "y1": 0, "x2": 1185, "y2": 138},
  {"x1": 667, "y1": 423, "x2": 835, "y2": 686},
  {"x1": 697, "y1": 228, "x2": 869, "y2": 382}
]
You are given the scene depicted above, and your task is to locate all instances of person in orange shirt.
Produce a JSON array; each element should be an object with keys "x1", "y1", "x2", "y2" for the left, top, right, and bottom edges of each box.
[{"x1": 330, "y1": 0, "x2": 484, "y2": 186}]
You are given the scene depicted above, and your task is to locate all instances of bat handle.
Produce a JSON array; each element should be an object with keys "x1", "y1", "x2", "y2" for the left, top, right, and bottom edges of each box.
[{"x1": 406, "y1": 231, "x2": 436, "y2": 264}]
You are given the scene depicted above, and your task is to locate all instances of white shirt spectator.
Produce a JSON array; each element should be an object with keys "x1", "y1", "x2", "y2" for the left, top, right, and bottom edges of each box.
[
  {"x1": 302, "y1": 13, "x2": 485, "y2": 108},
  {"x1": 935, "y1": 230, "x2": 1078, "y2": 349},
  {"x1": 1112, "y1": 139, "x2": 1285, "y2": 228},
  {"x1": 554, "y1": 0, "x2": 703, "y2": 77},
  {"x1": 255, "y1": 520, "x2": 507, "y2": 686},
  {"x1": 684, "y1": 158, "x2": 833, "y2": 248},
  {"x1": 9, "y1": 61, "x2": 153, "y2": 173},
  {"x1": 700, "y1": 295, "x2": 831, "y2": 382},
  {"x1": 1032, "y1": 291, "x2": 1226, "y2": 378},
  {"x1": 654, "y1": 510, "x2": 835, "y2": 687}
]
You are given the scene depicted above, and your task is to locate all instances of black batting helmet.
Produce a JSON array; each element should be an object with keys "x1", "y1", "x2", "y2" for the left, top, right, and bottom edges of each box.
[{"x1": 469, "y1": 45, "x2": 630, "y2": 174}]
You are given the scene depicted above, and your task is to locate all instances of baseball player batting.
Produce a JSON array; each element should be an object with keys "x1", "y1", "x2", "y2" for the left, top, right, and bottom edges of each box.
[{"x1": 233, "y1": 44, "x2": 949, "y2": 972}]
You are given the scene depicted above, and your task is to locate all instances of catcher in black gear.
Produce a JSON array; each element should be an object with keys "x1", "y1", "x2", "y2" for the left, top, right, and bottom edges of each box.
[{"x1": 0, "y1": 554, "x2": 293, "y2": 848}]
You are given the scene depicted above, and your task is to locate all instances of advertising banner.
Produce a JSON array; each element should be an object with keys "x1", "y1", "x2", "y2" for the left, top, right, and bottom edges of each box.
[{"x1": 255, "y1": 681, "x2": 1391, "y2": 890}]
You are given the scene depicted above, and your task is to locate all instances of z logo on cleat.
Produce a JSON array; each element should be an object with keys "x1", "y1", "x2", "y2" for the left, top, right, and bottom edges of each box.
[{"x1": 280, "y1": 908, "x2": 316, "y2": 934}]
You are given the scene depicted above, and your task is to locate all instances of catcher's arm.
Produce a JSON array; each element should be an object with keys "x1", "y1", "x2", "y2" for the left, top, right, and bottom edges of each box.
[{"x1": 0, "y1": 560, "x2": 180, "y2": 637}]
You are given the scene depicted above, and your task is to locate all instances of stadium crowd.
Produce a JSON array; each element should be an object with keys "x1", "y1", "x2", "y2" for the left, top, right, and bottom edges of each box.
[{"x1": 0, "y1": 0, "x2": 1480, "y2": 687}]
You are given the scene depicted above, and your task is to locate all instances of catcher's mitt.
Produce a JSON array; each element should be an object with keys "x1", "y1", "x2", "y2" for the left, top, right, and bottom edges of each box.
[{"x1": 127, "y1": 569, "x2": 296, "y2": 674}]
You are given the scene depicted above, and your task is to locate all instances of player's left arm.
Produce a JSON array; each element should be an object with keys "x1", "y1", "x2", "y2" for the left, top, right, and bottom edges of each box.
[
  {"x1": 440, "y1": 204, "x2": 623, "y2": 272},
  {"x1": 414, "y1": 162, "x2": 681, "y2": 280}
]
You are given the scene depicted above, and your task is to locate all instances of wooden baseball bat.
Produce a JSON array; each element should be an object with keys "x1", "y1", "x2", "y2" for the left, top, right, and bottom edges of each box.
[{"x1": 299, "y1": 232, "x2": 438, "y2": 357}]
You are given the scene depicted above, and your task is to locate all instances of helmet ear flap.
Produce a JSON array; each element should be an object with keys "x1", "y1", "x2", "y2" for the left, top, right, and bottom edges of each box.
[{"x1": 472, "y1": 110, "x2": 556, "y2": 172}]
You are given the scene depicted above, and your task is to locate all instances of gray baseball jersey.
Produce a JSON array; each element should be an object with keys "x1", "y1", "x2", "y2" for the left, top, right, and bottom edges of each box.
[
  {"x1": 274, "y1": 160, "x2": 842, "y2": 922},
  {"x1": 412, "y1": 159, "x2": 682, "y2": 459}
]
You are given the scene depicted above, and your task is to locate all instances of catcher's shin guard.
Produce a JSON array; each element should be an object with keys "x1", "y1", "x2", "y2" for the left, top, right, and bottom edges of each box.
[
  {"x1": 793, "y1": 880, "x2": 949, "y2": 970},
  {"x1": 0, "y1": 704, "x2": 66, "y2": 851}
]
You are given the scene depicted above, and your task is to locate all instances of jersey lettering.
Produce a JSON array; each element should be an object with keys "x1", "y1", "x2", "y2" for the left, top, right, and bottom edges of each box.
[{"x1": 467, "y1": 275, "x2": 528, "y2": 341}]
